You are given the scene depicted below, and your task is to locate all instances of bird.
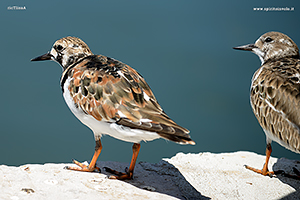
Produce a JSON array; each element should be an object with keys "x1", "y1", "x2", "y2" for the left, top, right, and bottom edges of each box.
[
  {"x1": 31, "y1": 36, "x2": 195, "y2": 180},
  {"x1": 234, "y1": 31, "x2": 300, "y2": 178}
]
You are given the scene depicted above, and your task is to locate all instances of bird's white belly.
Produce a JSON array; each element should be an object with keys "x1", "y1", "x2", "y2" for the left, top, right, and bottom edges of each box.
[{"x1": 62, "y1": 78, "x2": 160, "y2": 143}]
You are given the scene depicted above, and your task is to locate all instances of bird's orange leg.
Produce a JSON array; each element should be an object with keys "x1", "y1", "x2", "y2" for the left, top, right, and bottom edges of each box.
[
  {"x1": 104, "y1": 143, "x2": 141, "y2": 180},
  {"x1": 245, "y1": 143, "x2": 275, "y2": 176},
  {"x1": 65, "y1": 139, "x2": 102, "y2": 172}
]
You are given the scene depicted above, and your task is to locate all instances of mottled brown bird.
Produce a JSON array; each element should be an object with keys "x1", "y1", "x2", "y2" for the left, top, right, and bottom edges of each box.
[
  {"x1": 31, "y1": 36, "x2": 195, "y2": 180},
  {"x1": 234, "y1": 31, "x2": 300, "y2": 178}
]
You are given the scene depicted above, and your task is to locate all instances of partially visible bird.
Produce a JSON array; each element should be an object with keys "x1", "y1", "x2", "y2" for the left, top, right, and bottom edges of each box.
[
  {"x1": 31, "y1": 36, "x2": 195, "y2": 180},
  {"x1": 234, "y1": 31, "x2": 300, "y2": 178}
]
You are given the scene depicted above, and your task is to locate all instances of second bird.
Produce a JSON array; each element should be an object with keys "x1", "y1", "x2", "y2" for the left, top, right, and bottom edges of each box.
[{"x1": 234, "y1": 31, "x2": 300, "y2": 177}]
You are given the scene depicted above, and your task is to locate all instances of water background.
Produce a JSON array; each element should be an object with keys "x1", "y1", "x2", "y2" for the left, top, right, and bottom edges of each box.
[{"x1": 0, "y1": 1, "x2": 299, "y2": 166}]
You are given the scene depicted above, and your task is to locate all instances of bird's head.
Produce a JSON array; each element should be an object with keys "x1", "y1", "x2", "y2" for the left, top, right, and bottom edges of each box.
[
  {"x1": 234, "y1": 32, "x2": 299, "y2": 65},
  {"x1": 31, "y1": 36, "x2": 93, "y2": 69}
]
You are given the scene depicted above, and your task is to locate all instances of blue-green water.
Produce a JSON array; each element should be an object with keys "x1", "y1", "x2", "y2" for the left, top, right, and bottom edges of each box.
[{"x1": 0, "y1": 1, "x2": 299, "y2": 166}]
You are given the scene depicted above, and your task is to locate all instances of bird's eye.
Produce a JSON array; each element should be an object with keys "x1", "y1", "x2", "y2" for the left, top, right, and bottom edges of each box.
[
  {"x1": 265, "y1": 37, "x2": 273, "y2": 43},
  {"x1": 56, "y1": 45, "x2": 63, "y2": 51}
]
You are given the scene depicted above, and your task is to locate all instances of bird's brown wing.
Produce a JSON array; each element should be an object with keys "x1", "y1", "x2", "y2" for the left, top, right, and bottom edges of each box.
[
  {"x1": 62, "y1": 55, "x2": 194, "y2": 144},
  {"x1": 250, "y1": 58, "x2": 300, "y2": 152}
]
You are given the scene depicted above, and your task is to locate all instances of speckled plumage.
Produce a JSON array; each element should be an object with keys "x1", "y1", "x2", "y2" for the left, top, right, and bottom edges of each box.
[
  {"x1": 31, "y1": 36, "x2": 194, "y2": 179},
  {"x1": 234, "y1": 31, "x2": 300, "y2": 178},
  {"x1": 61, "y1": 54, "x2": 191, "y2": 143},
  {"x1": 251, "y1": 57, "x2": 300, "y2": 153}
]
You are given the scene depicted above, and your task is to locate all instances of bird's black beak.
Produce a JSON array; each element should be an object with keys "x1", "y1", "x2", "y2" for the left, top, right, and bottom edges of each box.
[
  {"x1": 31, "y1": 52, "x2": 52, "y2": 61},
  {"x1": 233, "y1": 43, "x2": 257, "y2": 51}
]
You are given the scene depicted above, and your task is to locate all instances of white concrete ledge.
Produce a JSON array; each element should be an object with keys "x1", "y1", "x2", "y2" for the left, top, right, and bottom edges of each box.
[{"x1": 0, "y1": 151, "x2": 299, "y2": 199}]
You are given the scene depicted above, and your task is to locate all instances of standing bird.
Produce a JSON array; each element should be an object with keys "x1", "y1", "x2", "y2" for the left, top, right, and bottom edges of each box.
[
  {"x1": 31, "y1": 37, "x2": 195, "y2": 180},
  {"x1": 234, "y1": 32, "x2": 300, "y2": 177}
]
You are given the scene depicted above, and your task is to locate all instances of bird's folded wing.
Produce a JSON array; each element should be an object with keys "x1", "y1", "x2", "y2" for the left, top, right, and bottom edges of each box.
[
  {"x1": 251, "y1": 58, "x2": 300, "y2": 152},
  {"x1": 65, "y1": 55, "x2": 193, "y2": 144}
]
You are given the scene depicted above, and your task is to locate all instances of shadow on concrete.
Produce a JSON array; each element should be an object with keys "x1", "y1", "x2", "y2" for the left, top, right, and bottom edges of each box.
[
  {"x1": 272, "y1": 158, "x2": 300, "y2": 200},
  {"x1": 97, "y1": 159, "x2": 210, "y2": 200}
]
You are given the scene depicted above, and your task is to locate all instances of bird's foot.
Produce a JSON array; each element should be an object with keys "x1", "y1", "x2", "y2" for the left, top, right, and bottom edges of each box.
[
  {"x1": 245, "y1": 165, "x2": 300, "y2": 180},
  {"x1": 64, "y1": 159, "x2": 101, "y2": 173},
  {"x1": 104, "y1": 167, "x2": 133, "y2": 180},
  {"x1": 244, "y1": 165, "x2": 275, "y2": 177}
]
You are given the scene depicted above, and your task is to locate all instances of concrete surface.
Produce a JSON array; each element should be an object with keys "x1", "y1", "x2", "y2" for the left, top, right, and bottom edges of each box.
[{"x1": 0, "y1": 151, "x2": 299, "y2": 200}]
